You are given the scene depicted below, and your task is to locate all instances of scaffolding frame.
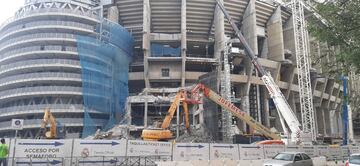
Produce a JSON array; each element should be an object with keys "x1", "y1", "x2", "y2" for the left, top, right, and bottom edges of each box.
[{"x1": 291, "y1": 0, "x2": 316, "y2": 141}]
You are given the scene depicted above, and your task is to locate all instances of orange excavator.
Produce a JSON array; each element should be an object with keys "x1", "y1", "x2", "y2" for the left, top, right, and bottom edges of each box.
[
  {"x1": 141, "y1": 83, "x2": 282, "y2": 142},
  {"x1": 141, "y1": 89, "x2": 190, "y2": 141},
  {"x1": 35, "y1": 108, "x2": 58, "y2": 139}
]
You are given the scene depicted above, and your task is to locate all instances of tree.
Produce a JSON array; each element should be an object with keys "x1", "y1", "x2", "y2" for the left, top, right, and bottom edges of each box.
[{"x1": 308, "y1": 0, "x2": 360, "y2": 74}]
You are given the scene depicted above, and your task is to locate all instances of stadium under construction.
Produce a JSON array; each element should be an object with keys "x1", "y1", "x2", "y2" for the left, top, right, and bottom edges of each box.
[{"x1": 0, "y1": 0, "x2": 359, "y2": 144}]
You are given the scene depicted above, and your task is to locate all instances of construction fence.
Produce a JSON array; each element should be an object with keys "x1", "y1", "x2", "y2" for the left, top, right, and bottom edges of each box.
[{"x1": 2, "y1": 138, "x2": 357, "y2": 166}]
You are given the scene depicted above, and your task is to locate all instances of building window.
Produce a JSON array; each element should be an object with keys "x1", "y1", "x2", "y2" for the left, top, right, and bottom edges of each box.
[
  {"x1": 40, "y1": 45, "x2": 45, "y2": 50},
  {"x1": 161, "y1": 68, "x2": 169, "y2": 77}
]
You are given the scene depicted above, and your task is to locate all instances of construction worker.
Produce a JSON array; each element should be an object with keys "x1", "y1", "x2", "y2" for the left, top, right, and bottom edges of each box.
[{"x1": 0, "y1": 138, "x2": 8, "y2": 166}]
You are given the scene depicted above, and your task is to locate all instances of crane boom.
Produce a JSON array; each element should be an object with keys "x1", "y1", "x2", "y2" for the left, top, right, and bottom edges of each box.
[
  {"x1": 192, "y1": 84, "x2": 280, "y2": 140},
  {"x1": 215, "y1": 0, "x2": 302, "y2": 143}
]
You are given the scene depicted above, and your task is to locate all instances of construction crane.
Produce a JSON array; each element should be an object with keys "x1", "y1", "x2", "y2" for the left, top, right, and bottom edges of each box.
[
  {"x1": 290, "y1": 0, "x2": 316, "y2": 142},
  {"x1": 191, "y1": 83, "x2": 281, "y2": 140},
  {"x1": 141, "y1": 90, "x2": 190, "y2": 141},
  {"x1": 35, "y1": 108, "x2": 57, "y2": 139},
  {"x1": 215, "y1": 0, "x2": 302, "y2": 143}
]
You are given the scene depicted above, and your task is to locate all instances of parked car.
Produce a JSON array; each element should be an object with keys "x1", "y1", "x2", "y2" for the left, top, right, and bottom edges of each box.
[
  {"x1": 346, "y1": 153, "x2": 360, "y2": 166},
  {"x1": 263, "y1": 152, "x2": 313, "y2": 166}
]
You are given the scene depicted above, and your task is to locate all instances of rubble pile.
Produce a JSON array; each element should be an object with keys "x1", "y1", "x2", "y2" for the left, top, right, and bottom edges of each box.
[{"x1": 176, "y1": 125, "x2": 215, "y2": 143}]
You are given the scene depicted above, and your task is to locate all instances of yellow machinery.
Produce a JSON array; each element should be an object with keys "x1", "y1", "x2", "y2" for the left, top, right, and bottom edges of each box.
[
  {"x1": 141, "y1": 84, "x2": 281, "y2": 141},
  {"x1": 141, "y1": 90, "x2": 190, "y2": 141},
  {"x1": 36, "y1": 108, "x2": 57, "y2": 139}
]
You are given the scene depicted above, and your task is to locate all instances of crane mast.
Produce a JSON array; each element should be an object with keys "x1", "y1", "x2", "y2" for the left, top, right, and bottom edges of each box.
[
  {"x1": 291, "y1": 0, "x2": 316, "y2": 142},
  {"x1": 215, "y1": 0, "x2": 302, "y2": 143}
]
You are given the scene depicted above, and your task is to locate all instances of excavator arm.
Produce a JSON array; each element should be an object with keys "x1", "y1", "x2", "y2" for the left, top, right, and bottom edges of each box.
[
  {"x1": 141, "y1": 90, "x2": 190, "y2": 141},
  {"x1": 192, "y1": 83, "x2": 280, "y2": 140},
  {"x1": 40, "y1": 108, "x2": 57, "y2": 139},
  {"x1": 161, "y1": 90, "x2": 189, "y2": 130}
]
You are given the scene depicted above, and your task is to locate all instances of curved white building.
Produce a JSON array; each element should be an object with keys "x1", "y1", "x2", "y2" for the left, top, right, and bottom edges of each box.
[{"x1": 0, "y1": 0, "x2": 133, "y2": 138}]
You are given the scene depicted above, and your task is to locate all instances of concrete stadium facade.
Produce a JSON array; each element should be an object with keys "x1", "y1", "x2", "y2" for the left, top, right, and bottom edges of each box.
[{"x1": 105, "y1": 0, "x2": 360, "y2": 142}]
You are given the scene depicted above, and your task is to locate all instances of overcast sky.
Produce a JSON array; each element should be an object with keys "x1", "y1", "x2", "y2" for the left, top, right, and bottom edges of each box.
[{"x1": 0, "y1": 0, "x2": 24, "y2": 24}]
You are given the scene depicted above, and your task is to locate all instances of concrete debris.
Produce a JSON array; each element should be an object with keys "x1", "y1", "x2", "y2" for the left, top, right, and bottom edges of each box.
[
  {"x1": 230, "y1": 125, "x2": 241, "y2": 136},
  {"x1": 176, "y1": 125, "x2": 215, "y2": 143},
  {"x1": 87, "y1": 125, "x2": 141, "y2": 140}
]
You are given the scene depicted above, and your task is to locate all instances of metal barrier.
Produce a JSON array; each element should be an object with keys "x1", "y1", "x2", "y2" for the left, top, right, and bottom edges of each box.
[
  {"x1": 5, "y1": 138, "x2": 355, "y2": 166},
  {"x1": 10, "y1": 155, "x2": 171, "y2": 166}
]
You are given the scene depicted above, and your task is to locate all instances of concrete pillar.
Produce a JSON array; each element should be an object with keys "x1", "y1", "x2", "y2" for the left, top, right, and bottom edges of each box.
[
  {"x1": 107, "y1": 6, "x2": 119, "y2": 23},
  {"x1": 240, "y1": 0, "x2": 257, "y2": 132},
  {"x1": 181, "y1": 0, "x2": 186, "y2": 87},
  {"x1": 214, "y1": 1, "x2": 224, "y2": 61},
  {"x1": 329, "y1": 109, "x2": 336, "y2": 137},
  {"x1": 323, "y1": 108, "x2": 331, "y2": 136},
  {"x1": 214, "y1": 0, "x2": 232, "y2": 142},
  {"x1": 143, "y1": 0, "x2": 151, "y2": 88},
  {"x1": 284, "y1": 67, "x2": 296, "y2": 99},
  {"x1": 283, "y1": 16, "x2": 296, "y2": 62},
  {"x1": 126, "y1": 101, "x2": 132, "y2": 125},
  {"x1": 337, "y1": 111, "x2": 343, "y2": 138},
  {"x1": 262, "y1": 87, "x2": 270, "y2": 128},
  {"x1": 214, "y1": 0, "x2": 224, "y2": 92},
  {"x1": 144, "y1": 90, "x2": 148, "y2": 127},
  {"x1": 266, "y1": 7, "x2": 285, "y2": 62},
  {"x1": 315, "y1": 107, "x2": 326, "y2": 136}
]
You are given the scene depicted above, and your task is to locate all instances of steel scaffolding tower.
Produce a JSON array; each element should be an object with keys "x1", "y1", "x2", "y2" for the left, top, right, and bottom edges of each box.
[{"x1": 291, "y1": 0, "x2": 316, "y2": 141}]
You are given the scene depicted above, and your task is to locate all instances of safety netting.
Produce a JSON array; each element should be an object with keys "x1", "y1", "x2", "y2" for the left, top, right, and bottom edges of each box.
[{"x1": 77, "y1": 19, "x2": 134, "y2": 138}]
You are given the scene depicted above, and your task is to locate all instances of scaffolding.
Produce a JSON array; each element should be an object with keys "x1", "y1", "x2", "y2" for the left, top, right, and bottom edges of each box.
[
  {"x1": 291, "y1": 0, "x2": 316, "y2": 141},
  {"x1": 77, "y1": 19, "x2": 134, "y2": 138}
]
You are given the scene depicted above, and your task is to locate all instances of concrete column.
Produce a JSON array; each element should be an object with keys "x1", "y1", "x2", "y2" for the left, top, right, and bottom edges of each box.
[
  {"x1": 284, "y1": 67, "x2": 296, "y2": 99},
  {"x1": 266, "y1": 7, "x2": 285, "y2": 62},
  {"x1": 107, "y1": 6, "x2": 119, "y2": 23},
  {"x1": 214, "y1": 0, "x2": 232, "y2": 142},
  {"x1": 181, "y1": 0, "x2": 186, "y2": 87},
  {"x1": 319, "y1": 79, "x2": 329, "y2": 107},
  {"x1": 143, "y1": 0, "x2": 151, "y2": 88},
  {"x1": 240, "y1": 0, "x2": 257, "y2": 132},
  {"x1": 315, "y1": 107, "x2": 326, "y2": 136},
  {"x1": 337, "y1": 110, "x2": 343, "y2": 138},
  {"x1": 126, "y1": 101, "x2": 132, "y2": 125},
  {"x1": 324, "y1": 108, "x2": 331, "y2": 136},
  {"x1": 329, "y1": 109, "x2": 336, "y2": 137},
  {"x1": 282, "y1": 14, "x2": 297, "y2": 103},
  {"x1": 214, "y1": 1, "x2": 224, "y2": 61},
  {"x1": 262, "y1": 87, "x2": 270, "y2": 128},
  {"x1": 144, "y1": 90, "x2": 148, "y2": 127},
  {"x1": 283, "y1": 16, "x2": 296, "y2": 62},
  {"x1": 214, "y1": 1, "x2": 224, "y2": 92}
]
